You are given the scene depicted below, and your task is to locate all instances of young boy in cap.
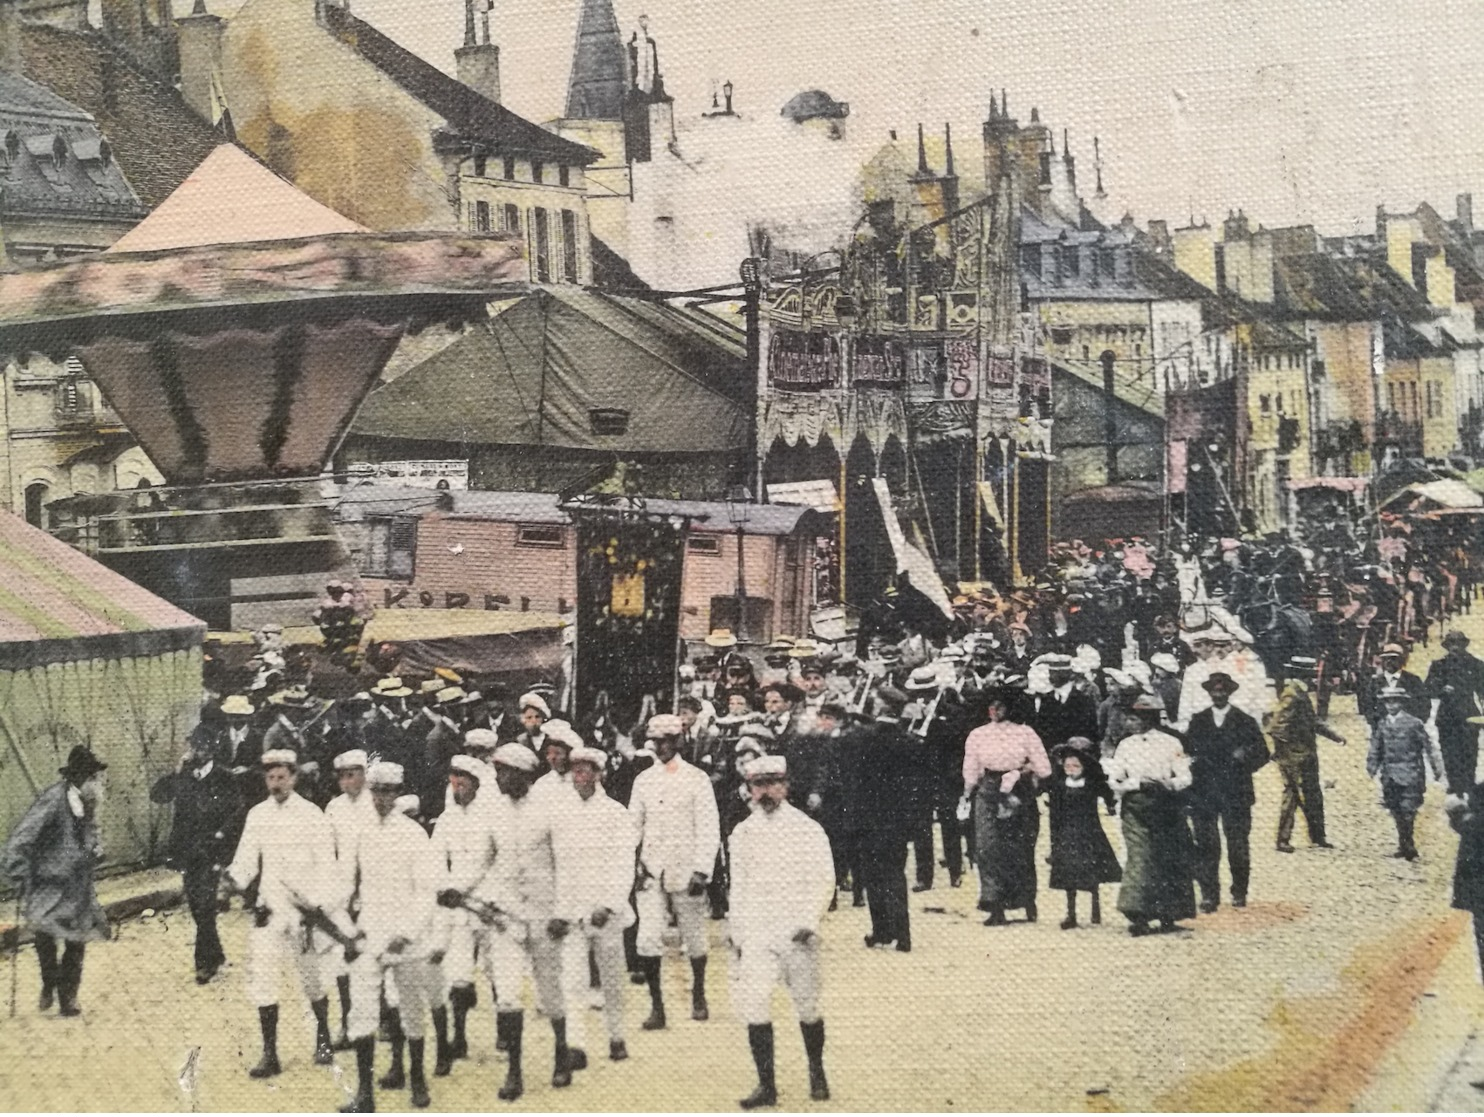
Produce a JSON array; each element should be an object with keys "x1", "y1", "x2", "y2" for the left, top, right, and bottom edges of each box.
[
  {"x1": 549, "y1": 744, "x2": 638, "y2": 1064},
  {"x1": 1368, "y1": 687, "x2": 1446, "y2": 861},
  {"x1": 223, "y1": 750, "x2": 338, "y2": 1079},
  {"x1": 629, "y1": 712, "x2": 721, "y2": 1029},
  {"x1": 3, "y1": 745, "x2": 111, "y2": 1016},
  {"x1": 335, "y1": 761, "x2": 441, "y2": 1112},
  {"x1": 728, "y1": 754, "x2": 836, "y2": 1108}
]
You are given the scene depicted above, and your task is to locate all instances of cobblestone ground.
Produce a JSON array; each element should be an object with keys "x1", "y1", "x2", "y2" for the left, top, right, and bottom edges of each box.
[{"x1": 5, "y1": 627, "x2": 1484, "y2": 1112}]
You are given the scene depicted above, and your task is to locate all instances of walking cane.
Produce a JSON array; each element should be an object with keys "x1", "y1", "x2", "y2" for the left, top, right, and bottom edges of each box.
[{"x1": 9, "y1": 891, "x2": 19, "y2": 1019}]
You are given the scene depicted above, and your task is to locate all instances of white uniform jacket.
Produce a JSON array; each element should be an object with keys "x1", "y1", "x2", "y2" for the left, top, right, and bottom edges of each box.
[
  {"x1": 325, "y1": 791, "x2": 376, "y2": 859},
  {"x1": 629, "y1": 757, "x2": 721, "y2": 892},
  {"x1": 226, "y1": 792, "x2": 336, "y2": 933},
  {"x1": 471, "y1": 793, "x2": 557, "y2": 925},
  {"x1": 728, "y1": 802, "x2": 835, "y2": 953},
  {"x1": 341, "y1": 809, "x2": 439, "y2": 956},
  {"x1": 550, "y1": 790, "x2": 638, "y2": 928}
]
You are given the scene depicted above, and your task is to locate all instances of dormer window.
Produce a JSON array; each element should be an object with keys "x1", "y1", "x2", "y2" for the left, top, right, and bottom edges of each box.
[
  {"x1": 531, "y1": 160, "x2": 544, "y2": 184},
  {"x1": 474, "y1": 154, "x2": 487, "y2": 177},
  {"x1": 559, "y1": 164, "x2": 570, "y2": 187}
]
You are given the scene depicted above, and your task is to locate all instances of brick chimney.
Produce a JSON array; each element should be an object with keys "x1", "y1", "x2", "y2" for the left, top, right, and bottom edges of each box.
[
  {"x1": 455, "y1": 0, "x2": 500, "y2": 104},
  {"x1": 177, "y1": 0, "x2": 227, "y2": 125},
  {"x1": 0, "y1": 0, "x2": 22, "y2": 76}
]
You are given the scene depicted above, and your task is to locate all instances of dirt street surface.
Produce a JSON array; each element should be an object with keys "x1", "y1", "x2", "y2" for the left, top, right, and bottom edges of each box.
[{"x1": 5, "y1": 625, "x2": 1484, "y2": 1112}]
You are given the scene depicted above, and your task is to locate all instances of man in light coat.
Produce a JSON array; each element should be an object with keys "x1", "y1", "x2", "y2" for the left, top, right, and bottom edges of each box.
[
  {"x1": 334, "y1": 761, "x2": 441, "y2": 1112},
  {"x1": 550, "y1": 745, "x2": 638, "y2": 1064},
  {"x1": 630, "y1": 713, "x2": 722, "y2": 1029},
  {"x1": 3, "y1": 745, "x2": 111, "y2": 1017},
  {"x1": 223, "y1": 749, "x2": 338, "y2": 1080},
  {"x1": 444, "y1": 742, "x2": 572, "y2": 1102},
  {"x1": 323, "y1": 749, "x2": 375, "y2": 1048},
  {"x1": 430, "y1": 751, "x2": 499, "y2": 1066},
  {"x1": 728, "y1": 754, "x2": 836, "y2": 1109}
]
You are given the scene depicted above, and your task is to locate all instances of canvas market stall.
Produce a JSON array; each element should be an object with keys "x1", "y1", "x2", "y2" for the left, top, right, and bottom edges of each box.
[{"x1": 0, "y1": 510, "x2": 206, "y2": 879}]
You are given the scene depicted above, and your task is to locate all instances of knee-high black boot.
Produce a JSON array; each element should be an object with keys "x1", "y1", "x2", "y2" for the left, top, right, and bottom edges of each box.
[
  {"x1": 378, "y1": 1009, "x2": 405, "y2": 1089},
  {"x1": 550, "y1": 1017, "x2": 572, "y2": 1088},
  {"x1": 335, "y1": 975, "x2": 353, "y2": 1049},
  {"x1": 311, "y1": 996, "x2": 334, "y2": 1065},
  {"x1": 1091, "y1": 887, "x2": 1102, "y2": 925},
  {"x1": 496, "y1": 1010, "x2": 524, "y2": 1102},
  {"x1": 57, "y1": 941, "x2": 85, "y2": 1017},
  {"x1": 740, "y1": 1023, "x2": 777, "y2": 1109},
  {"x1": 690, "y1": 955, "x2": 709, "y2": 1021},
  {"x1": 431, "y1": 1006, "x2": 452, "y2": 1076},
  {"x1": 249, "y1": 1004, "x2": 281, "y2": 1078},
  {"x1": 641, "y1": 956, "x2": 666, "y2": 1030},
  {"x1": 35, "y1": 932, "x2": 58, "y2": 1011},
  {"x1": 407, "y1": 1037, "x2": 430, "y2": 1108},
  {"x1": 1061, "y1": 890, "x2": 1078, "y2": 930},
  {"x1": 340, "y1": 1034, "x2": 375, "y2": 1113},
  {"x1": 449, "y1": 986, "x2": 471, "y2": 1060},
  {"x1": 801, "y1": 1019, "x2": 828, "y2": 1101}
]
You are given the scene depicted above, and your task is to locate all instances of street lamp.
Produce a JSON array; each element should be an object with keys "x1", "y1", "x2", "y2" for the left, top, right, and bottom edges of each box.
[{"x1": 727, "y1": 485, "x2": 751, "y2": 640}]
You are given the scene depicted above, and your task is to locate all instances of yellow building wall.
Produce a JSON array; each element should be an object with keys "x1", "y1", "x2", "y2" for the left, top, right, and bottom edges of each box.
[{"x1": 1309, "y1": 320, "x2": 1377, "y2": 472}]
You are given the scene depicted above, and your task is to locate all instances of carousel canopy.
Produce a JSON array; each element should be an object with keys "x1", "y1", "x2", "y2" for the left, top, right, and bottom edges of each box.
[{"x1": 0, "y1": 146, "x2": 529, "y2": 485}]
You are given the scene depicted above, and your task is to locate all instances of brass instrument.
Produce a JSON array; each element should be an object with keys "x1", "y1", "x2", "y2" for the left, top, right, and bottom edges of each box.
[{"x1": 848, "y1": 663, "x2": 883, "y2": 714}]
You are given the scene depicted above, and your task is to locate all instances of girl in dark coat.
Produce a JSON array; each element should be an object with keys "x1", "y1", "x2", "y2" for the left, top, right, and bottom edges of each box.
[
  {"x1": 1448, "y1": 782, "x2": 1484, "y2": 979},
  {"x1": 1047, "y1": 740, "x2": 1122, "y2": 929}
]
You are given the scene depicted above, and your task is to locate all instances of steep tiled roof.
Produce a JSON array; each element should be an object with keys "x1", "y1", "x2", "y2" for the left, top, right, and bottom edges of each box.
[
  {"x1": 563, "y1": 0, "x2": 625, "y2": 121},
  {"x1": 1273, "y1": 254, "x2": 1434, "y2": 323},
  {"x1": 320, "y1": 3, "x2": 596, "y2": 166},
  {"x1": 18, "y1": 22, "x2": 227, "y2": 208}
]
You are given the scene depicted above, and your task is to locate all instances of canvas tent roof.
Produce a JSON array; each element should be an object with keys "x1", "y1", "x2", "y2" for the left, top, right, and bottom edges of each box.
[
  {"x1": 105, "y1": 144, "x2": 366, "y2": 254},
  {"x1": 351, "y1": 286, "x2": 751, "y2": 454},
  {"x1": 0, "y1": 509, "x2": 204, "y2": 667}
]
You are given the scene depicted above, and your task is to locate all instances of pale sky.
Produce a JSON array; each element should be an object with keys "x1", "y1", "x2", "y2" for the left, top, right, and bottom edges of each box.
[{"x1": 207, "y1": 0, "x2": 1484, "y2": 237}]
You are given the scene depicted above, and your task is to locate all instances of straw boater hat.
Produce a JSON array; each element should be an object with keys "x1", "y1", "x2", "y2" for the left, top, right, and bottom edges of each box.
[
  {"x1": 434, "y1": 667, "x2": 464, "y2": 685},
  {"x1": 905, "y1": 665, "x2": 940, "y2": 693},
  {"x1": 1381, "y1": 643, "x2": 1407, "y2": 658},
  {"x1": 1128, "y1": 693, "x2": 1165, "y2": 714},
  {"x1": 435, "y1": 686, "x2": 466, "y2": 705},
  {"x1": 1378, "y1": 684, "x2": 1413, "y2": 700},
  {"x1": 221, "y1": 694, "x2": 255, "y2": 717},
  {"x1": 788, "y1": 641, "x2": 820, "y2": 659},
  {"x1": 270, "y1": 686, "x2": 314, "y2": 708},
  {"x1": 372, "y1": 676, "x2": 413, "y2": 698},
  {"x1": 766, "y1": 636, "x2": 796, "y2": 653},
  {"x1": 418, "y1": 679, "x2": 445, "y2": 696},
  {"x1": 705, "y1": 629, "x2": 739, "y2": 649}
]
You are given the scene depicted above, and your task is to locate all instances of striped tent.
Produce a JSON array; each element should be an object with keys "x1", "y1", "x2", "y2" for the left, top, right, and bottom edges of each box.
[{"x1": 0, "y1": 510, "x2": 205, "y2": 875}]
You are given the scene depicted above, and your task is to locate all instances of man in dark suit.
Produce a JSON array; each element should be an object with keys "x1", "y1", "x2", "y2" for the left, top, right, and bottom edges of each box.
[
  {"x1": 1026, "y1": 655, "x2": 1100, "y2": 752},
  {"x1": 1359, "y1": 643, "x2": 1429, "y2": 726},
  {"x1": 1428, "y1": 629, "x2": 1484, "y2": 793},
  {"x1": 854, "y1": 692, "x2": 921, "y2": 952},
  {"x1": 151, "y1": 731, "x2": 245, "y2": 983},
  {"x1": 1185, "y1": 672, "x2": 1270, "y2": 911}
]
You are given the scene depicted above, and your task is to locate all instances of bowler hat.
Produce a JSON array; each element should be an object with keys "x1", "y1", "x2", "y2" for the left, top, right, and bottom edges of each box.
[
  {"x1": 59, "y1": 745, "x2": 107, "y2": 782},
  {"x1": 1443, "y1": 630, "x2": 1471, "y2": 648}
]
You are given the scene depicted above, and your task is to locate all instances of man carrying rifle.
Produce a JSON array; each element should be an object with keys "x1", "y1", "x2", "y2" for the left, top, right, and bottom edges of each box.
[
  {"x1": 335, "y1": 761, "x2": 442, "y2": 1113},
  {"x1": 222, "y1": 749, "x2": 339, "y2": 1081}
]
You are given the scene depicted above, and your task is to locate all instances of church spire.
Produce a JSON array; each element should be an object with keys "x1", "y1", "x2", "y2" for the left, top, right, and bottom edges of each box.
[{"x1": 564, "y1": 0, "x2": 625, "y2": 120}]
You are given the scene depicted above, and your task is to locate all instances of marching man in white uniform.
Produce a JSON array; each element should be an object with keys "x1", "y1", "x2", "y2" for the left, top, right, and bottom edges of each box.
[
  {"x1": 336, "y1": 761, "x2": 441, "y2": 1113},
  {"x1": 550, "y1": 744, "x2": 638, "y2": 1065},
  {"x1": 324, "y1": 749, "x2": 375, "y2": 1051},
  {"x1": 443, "y1": 743, "x2": 573, "y2": 1102},
  {"x1": 223, "y1": 749, "x2": 338, "y2": 1080},
  {"x1": 530, "y1": 721, "x2": 580, "y2": 808},
  {"x1": 728, "y1": 754, "x2": 836, "y2": 1109},
  {"x1": 630, "y1": 712, "x2": 721, "y2": 1029},
  {"x1": 430, "y1": 751, "x2": 499, "y2": 1066}
]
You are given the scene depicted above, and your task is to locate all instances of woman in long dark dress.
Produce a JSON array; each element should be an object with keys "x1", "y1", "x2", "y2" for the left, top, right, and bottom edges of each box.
[
  {"x1": 1047, "y1": 740, "x2": 1121, "y2": 929},
  {"x1": 1102, "y1": 697, "x2": 1197, "y2": 936}
]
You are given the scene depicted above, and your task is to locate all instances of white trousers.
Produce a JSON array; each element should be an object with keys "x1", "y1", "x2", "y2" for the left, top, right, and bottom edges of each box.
[
  {"x1": 348, "y1": 954, "x2": 434, "y2": 1040},
  {"x1": 731, "y1": 939, "x2": 821, "y2": 1027},
  {"x1": 488, "y1": 921, "x2": 564, "y2": 1017},
  {"x1": 634, "y1": 884, "x2": 708, "y2": 958},
  {"x1": 560, "y1": 921, "x2": 627, "y2": 1049},
  {"x1": 245, "y1": 921, "x2": 326, "y2": 1009}
]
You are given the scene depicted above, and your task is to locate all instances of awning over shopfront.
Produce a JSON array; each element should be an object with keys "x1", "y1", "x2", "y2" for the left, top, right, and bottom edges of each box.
[
  {"x1": 873, "y1": 478, "x2": 952, "y2": 618},
  {"x1": 1287, "y1": 476, "x2": 1370, "y2": 493},
  {"x1": 767, "y1": 479, "x2": 840, "y2": 512}
]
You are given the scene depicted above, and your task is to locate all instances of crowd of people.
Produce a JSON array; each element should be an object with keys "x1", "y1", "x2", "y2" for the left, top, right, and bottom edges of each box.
[{"x1": 8, "y1": 515, "x2": 1484, "y2": 1110}]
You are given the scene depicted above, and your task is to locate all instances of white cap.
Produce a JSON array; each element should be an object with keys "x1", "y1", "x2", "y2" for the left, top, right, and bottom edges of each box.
[
  {"x1": 542, "y1": 719, "x2": 581, "y2": 750},
  {"x1": 448, "y1": 754, "x2": 488, "y2": 783},
  {"x1": 519, "y1": 692, "x2": 551, "y2": 718},
  {"x1": 1149, "y1": 652, "x2": 1181, "y2": 674},
  {"x1": 394, "y1": 794, "x2": 420, "y2": 816},
  {"x1": 260, "y1": 749, "x2": 297, "y2": 769},
  {"x1": 464, "y1": 728, "x2": 499, "y2": 753},
  {"x1": 367, "y1": 761, "x2": 405, "y2": 787},
  {"x1": 334, "y1": 749, "x2": 368, "y2": 771},
  {"x1": 742, "y1": 754, "x2": 787, "y2": 780},
  {"x1": 569, "y1": 745, "x2": 608, "y2": 770},
  {"x1": 492, "y1": 743, "x2": 540, "y2": 772},
  {"x1": 647, "y1": 713, "x2": 683, "y2": 738}
]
